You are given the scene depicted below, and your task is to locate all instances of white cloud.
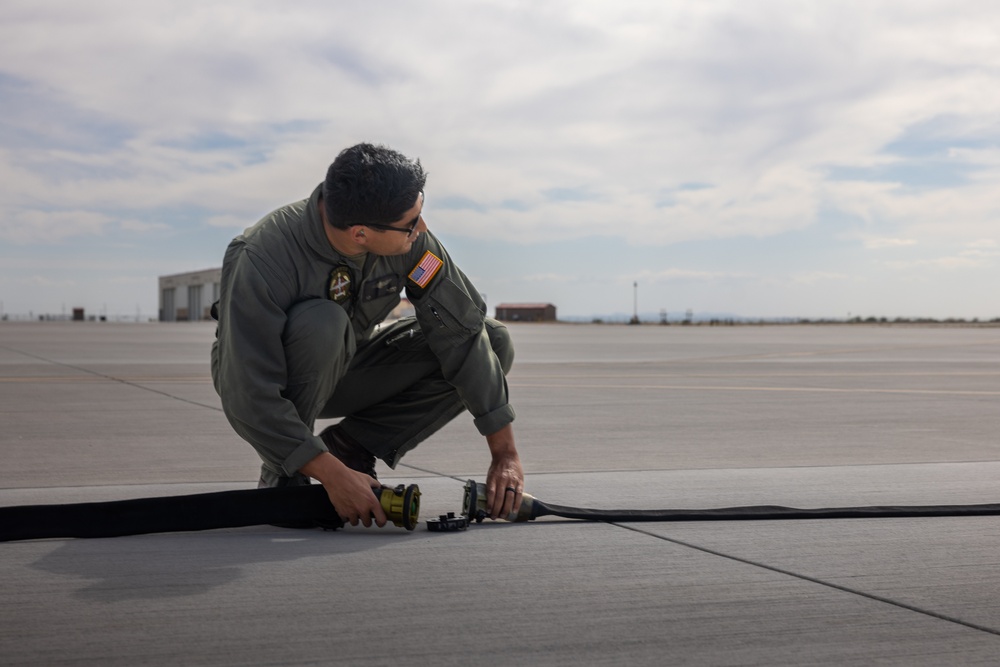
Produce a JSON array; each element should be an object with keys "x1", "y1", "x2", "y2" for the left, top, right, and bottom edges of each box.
[
  {"x1": 205, "y1": 214, "x2": 253, "y2": 230},
  {"x1": 0, "y1": 209, "x2": 114, "y2": 243},
  {"x1": 960, "y1": 239, "x2": 1000, "y2": 259},
  {"x1": 119, "y1": 219, "x2": 171, "y2": 233},
  {"x1": 863, "y1": 238, "x2": 918, "y2": 249},
  {"x1": 788, "y1": 271, "x2": 855, "y2": 285},
  {"x1": 885, "y1": 256, "x2": 984, "y2": 271},
  {"x1": 966, "y1": 239, "x2": 997, "y2": 249},
  {"x1": 632, "y1": 268, "x2": 750, "y2": 284},
  {"x1": 518, "y1": 272, "x2": 579, "y2": 285}
]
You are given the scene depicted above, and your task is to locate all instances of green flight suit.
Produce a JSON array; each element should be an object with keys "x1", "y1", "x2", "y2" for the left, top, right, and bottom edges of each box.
[{"x1": 211, "y1": 184, "x2": 515, "y2": 480}]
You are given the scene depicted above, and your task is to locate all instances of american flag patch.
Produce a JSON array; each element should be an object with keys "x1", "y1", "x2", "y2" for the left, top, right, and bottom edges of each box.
[{"x1": 408, "y1": 251, "x2": 444, "y2": 288}]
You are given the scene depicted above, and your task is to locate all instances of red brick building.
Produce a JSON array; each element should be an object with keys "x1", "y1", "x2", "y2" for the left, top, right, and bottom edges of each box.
[{"x1": 495, "y1": 303, "x2": 557, "y2": 322}]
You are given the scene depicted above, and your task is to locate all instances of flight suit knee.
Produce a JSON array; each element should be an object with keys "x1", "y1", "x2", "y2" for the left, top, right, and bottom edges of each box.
[{"x1": 282, "y1": 299, "x2": 356, "y2": 424}]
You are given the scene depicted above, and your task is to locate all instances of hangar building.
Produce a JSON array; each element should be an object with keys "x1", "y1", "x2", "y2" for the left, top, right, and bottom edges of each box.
[{"x1": 159, "y1": 268, "x2": 221, "y2": 322}]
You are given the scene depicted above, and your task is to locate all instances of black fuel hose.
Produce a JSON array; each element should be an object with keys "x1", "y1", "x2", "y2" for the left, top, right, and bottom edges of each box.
[
  {"x1": 527, "y1": 499, "x2": 1000, "y2": 522},
  {"x1": 462, "y1": 480, "x2": 1000, "y2": 524},
  {"x1": 0, "y1": 485, "x2": 344, "y2": 541}
]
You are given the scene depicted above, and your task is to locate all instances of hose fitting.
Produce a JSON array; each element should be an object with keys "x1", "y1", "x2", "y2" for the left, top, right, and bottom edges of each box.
[
  {"x1": 376, "y1": 484, "x2": 421, "y2": 530},
  {"x1": 462, "y1": 479, "x2": 535, "y2": 522}
]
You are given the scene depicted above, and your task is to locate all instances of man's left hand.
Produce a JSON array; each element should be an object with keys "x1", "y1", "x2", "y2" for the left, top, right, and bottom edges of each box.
[{"x1": 484, "y1": 423, "x2": 524, "y2": 520}]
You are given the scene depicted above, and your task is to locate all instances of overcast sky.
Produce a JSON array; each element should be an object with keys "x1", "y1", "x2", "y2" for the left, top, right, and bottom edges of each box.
[{"x1": 1, "y1": 1, "x2": 998, "y2": 321}]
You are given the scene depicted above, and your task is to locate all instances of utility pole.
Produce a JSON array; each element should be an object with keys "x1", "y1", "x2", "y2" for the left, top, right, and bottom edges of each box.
[{"x1": 629, "y1": 281, "x2": 640, "y2": 325}]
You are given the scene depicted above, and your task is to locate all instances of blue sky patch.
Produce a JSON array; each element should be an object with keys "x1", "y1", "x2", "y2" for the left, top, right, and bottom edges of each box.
[
  {"x1": 161, "y1": 131, "x2": 250, "y2": 151},
  {"x1": 885, "y1": 115, "x2": 998, "y2": 158},
  {"x1": 435, "y1": 196, "x2": 488, "y2": 213},
  {"x1": 656, "y1": 182, "x2": 714, "y2": 207},
  {"x1": 826, "y1": 161, "x2": 982, "y2": 190},
  {"x1": 499, "y1": 199, "x2": 532, "y2": 212},
  {"x1": 0, "y1": 73, "x2": 134, "y2": 152}
]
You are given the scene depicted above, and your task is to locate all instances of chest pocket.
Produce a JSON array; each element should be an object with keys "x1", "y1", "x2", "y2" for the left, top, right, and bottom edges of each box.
[
  {"x1": 361, "y1": 274, "x2": 403, "y2": 303},
  {"x1": 354, "y1": 273, "x2": 404, "y2": 339}
]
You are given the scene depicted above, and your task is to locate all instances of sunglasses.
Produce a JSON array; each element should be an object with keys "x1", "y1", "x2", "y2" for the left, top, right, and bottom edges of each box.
[{"x1": 364, "y1": 193, "x2": 423, "y2": 238}]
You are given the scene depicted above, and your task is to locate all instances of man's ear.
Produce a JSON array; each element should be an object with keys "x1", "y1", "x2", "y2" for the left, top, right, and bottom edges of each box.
[{"x1": 351, "y1": 225, "x2": 369, "y2": 245}]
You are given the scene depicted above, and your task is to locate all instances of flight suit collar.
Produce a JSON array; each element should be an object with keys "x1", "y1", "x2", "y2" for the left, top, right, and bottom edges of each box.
[{"x1": 304, "y1": 183, "x2": 345, "y2": 263}]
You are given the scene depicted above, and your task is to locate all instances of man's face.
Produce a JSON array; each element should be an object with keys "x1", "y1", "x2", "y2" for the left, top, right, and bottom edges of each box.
[{"x1": 362, "y1": 193, "x2": 426, "y2": 256}]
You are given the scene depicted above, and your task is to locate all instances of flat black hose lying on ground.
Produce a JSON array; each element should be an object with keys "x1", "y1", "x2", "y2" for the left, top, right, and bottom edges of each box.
[
  {"x1": 525, "y1": 499, "x2": 1000, "y2": 522},
  {"x1": 0, "y1": 485, "x2": 343, "y2": 541},
  {"x1": 463, "y1": 481, "x2": 1000, "y2": 524}
]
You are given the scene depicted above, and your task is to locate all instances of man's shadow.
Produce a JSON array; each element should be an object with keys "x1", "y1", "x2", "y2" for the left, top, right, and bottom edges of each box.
[{"x1": 29, "y1": 526, "x2": 421, "y2": 602}]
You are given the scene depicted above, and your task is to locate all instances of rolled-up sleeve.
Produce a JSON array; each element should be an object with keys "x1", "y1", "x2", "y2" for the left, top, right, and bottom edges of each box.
[{"x1": 407, "y1": 235, "x2": 515, "y2": 435}]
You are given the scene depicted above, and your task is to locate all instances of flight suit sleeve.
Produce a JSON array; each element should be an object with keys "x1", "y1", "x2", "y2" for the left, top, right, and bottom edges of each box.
[
  {"x1": 406, "y1": 233, "x2": 515, "y2": 436},
  {"x1": 213, "y1": 242, "x2": 328, "y2": 475}
]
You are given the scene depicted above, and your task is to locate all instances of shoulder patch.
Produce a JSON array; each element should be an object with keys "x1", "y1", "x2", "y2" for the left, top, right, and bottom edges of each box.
[{"x1": 408, "y1": 251, "x2": 443, "y2": 288}]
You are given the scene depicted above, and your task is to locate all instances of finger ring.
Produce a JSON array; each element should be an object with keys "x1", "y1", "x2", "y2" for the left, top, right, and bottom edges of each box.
[{"x1": 505, "y1": 486, "x2": 516, "y2": 494}]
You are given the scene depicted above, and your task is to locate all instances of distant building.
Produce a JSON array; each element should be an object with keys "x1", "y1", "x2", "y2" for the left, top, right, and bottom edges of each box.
[
  {"x1": 159, "y1": 268, "x2": 222, "y2": 322},
  {"x1": 495, "y1": 303, "x2": 557, "y2": 322}
]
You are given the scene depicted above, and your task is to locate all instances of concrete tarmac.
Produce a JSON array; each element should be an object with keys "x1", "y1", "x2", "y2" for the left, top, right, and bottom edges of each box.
[{"x1": 2, "y1": 321, "x2": 1000, "y2": 665}]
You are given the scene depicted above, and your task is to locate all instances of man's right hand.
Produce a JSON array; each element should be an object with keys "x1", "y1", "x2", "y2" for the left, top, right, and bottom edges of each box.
[{"x1": 300, "y1": 452, "x2": 387, "y2": 527}]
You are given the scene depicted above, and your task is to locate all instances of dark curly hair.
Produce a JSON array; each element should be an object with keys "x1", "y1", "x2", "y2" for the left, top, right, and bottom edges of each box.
[{"x1": 323, "y1": 143, "x2": 427, "y2": 229}]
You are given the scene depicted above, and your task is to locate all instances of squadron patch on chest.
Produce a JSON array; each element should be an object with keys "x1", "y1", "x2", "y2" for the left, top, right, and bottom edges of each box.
[
  {"x1": 328, "y1": 266, "x2": 353, "y2": 304},
  {"x1": 408, "y1": 251, "x2": 443, "y2": 288}
]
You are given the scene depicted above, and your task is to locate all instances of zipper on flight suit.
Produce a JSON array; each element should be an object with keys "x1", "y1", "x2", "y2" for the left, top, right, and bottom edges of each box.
[{"x1": 429, "y1": 306, "x2": 445, "y2": 326}]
